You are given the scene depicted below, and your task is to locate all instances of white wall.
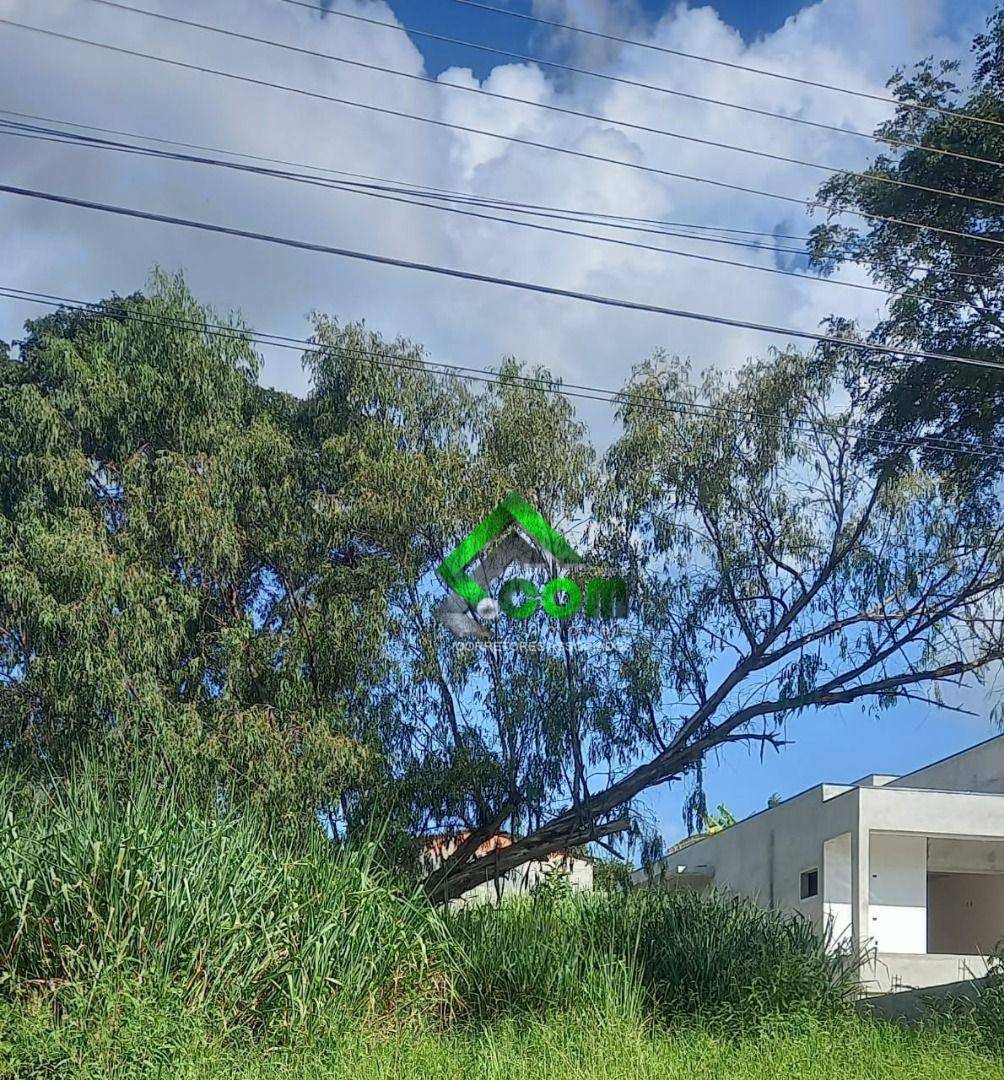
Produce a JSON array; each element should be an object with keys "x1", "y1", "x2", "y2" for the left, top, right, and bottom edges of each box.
[
  {"x1": 858, "y1": 786, "x2": 1004, "y2": 839},
  {"x1": 823, "y1": 833, "x2": 852, "y2": 951},
  {"x1": 869, "y1": 833, "x2": 927, "y2": 954},
  {"x1": 451, "y1": 853, "x2": 593, "y2": 908},
  {"x1": 637, "y1": 785, "x2": 859, "y2": 935},
  {"x1": 928, "y1": 838, "x2": 1004, "y2": 874},
  {"x1": 887, "y1": 735, "x2": 1004, "y2": 795}
]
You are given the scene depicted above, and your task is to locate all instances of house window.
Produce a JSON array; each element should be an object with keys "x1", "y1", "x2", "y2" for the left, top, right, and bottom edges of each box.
[{"x1": 800, "y1": 868, "x2": 819, "y2": 900}]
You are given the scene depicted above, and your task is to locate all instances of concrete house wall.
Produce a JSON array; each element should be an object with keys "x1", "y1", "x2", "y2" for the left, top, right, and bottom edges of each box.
[
  {"x1": 869, "y1": 833, "x2": 927, "y2": 954},
  {"x1": 647, "y1": 783, "x2": 858, "y2": 936},
  {"x1": 887, "y1": 735, "x2": 1004, "y2": 794},
  {"x1": 423, "y1": 832, "x2": 593, "y2": 908},
  {"x1": 823, "y1": 832, "x2": 852, "y2": 947},
  {"x1": 452, "y1": 853, "x2": 593, "y2": 908},
  {"x1": 637, "y1": 736, "x2": 1004, "y2": 991}
]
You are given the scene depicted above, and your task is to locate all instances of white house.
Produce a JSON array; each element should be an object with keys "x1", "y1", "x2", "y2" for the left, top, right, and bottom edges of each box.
[
  {"x1": 423, "y1": 831, "x2": 593, "y2": 907},
  {"x1": 634, "y1": 734, "x2": 1004, "y2": 992}
]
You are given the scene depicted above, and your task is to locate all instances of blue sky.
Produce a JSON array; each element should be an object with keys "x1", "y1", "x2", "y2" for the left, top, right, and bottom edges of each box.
[
  {"x1": 0, "y1": 0, "x2": 999, "y2": 847},
  {"x1": 365, "y1": 1, "x2": 819, "y2": 79},
  {"x1": 364, "y1": 0, "x2": 971, "y2": 78}
]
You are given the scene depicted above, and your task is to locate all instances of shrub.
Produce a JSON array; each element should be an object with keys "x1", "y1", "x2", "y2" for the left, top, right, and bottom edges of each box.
[
  {"x1": 445, "y1": 884, "x2": 858, "y2": 1023},
  {"x1": 968, "y1": 947, "x2": 1004, "y2": 1057}
]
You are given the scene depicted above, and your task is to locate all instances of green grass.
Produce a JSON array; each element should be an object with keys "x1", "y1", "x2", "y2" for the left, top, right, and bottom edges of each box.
[
  {"x1": 447, "y1": 883, "x2": 855, "y2": 1023},
  {"x1": 0, "y1": 761, "x2": 445, "y2": 1028},
  {"x1": 0, "y1": 761, "x2": 857, "y2": 1030},
  {"x1": 2, "y1": 994, "x2": 1001, "y2": 1079},
  {"x1": 1, "y1": 761, "x2": 1003, "y2": 1077}
]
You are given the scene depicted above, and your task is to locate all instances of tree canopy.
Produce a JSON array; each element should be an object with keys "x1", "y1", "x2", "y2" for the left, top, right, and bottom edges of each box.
[
  {"x1": 2, "y1": 272, "x2": 1002, "y2": 899},
  {"x1": 0, "y1": 277, "x2": 390, "y2": 818},
  {"x1": 808, "y1": 2, "x2": 1004, "y2": 489}
]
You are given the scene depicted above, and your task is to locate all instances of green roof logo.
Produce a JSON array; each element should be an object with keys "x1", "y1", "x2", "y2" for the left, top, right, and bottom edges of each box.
[{"x1": 434, "y1": 491, "x2": 627, "y2": 639}]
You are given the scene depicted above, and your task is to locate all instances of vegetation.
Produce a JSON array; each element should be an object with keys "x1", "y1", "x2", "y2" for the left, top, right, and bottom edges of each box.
[
  {"x1": 2, "y1": 8, "x2": 1004, "y2": 1075},
  {"x1": 808, "y1": 5, "x2": 1004, "y2": 491},
  {"x1": 0, "y1": 763, "x2": 856, "y2": 1029},
  {"x1": 4, "y1": 1005, "x2": 1002, "y2": 1080},
  {"x1": 1, "y1": 763, "x2": 1002, "y2": 1077},
  {"x1": 3, "y1": 271, "x2": 1003, "y2": 901}
]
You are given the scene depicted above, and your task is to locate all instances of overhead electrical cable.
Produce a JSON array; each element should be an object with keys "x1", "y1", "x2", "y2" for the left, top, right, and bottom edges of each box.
[
  {"x1": 1, "y1": 283, "x2": 999, "y2": 462},
  {"x1": 0, "y1": 106, "x2": 848, "y2": 250},
  {"x1": 2, "y1": 103, "x2": 814, "y2": 245},
  {"x1": 78, "y1": 0, "x2": 1004, "y2": 210},
  {"x1": 2, "y1": 181, "x2": 1003, "y2": 378},
  {"x1": 3, "y1": 107, "x2": 993, "y2": 284},
  {"x1": 454, "y1": 0, "x2": 1004, "y2": 132},
  {"x1": 269, "y1": 0, "x2": 1001, "y2": 169},
  {"x1": 3, "y1": 18, "x2": 1004, "y2": 252},
  {"x1": 2, "y1": 118, "x2": 988, "y2": 312},
  {"x1": 9, "y1": 118, "x2": 834, "y2": 288}
]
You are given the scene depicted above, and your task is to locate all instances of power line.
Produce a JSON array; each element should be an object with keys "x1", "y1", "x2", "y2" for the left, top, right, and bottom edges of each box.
[
  {"x1": 3, "y1": 284, "x2": 998, "y2": 462},
  {"x1": 4, "y1": 106, "x2": 993, "y2": 285},
  {"x1": 2, "y1": 180, "x2": 1003, "y2": 377},
  {"x1": 454, "y1": 0, "x2": 1004, "y2": 132},
  {"x1": 81, "y1": 0, "x2": 1004, "y2": 212},
  {"x1": 4, "y1": 18, "x2": 1003, "y2": 254},
  {"x1": 0, "y1": 106, "x2": 845, "y2": 253},
  {"x1": 2, "y1": 118, "x2": 986, "y2": 312},
  {"x1": 1, "y1": 283, "x2": 999, "y2": 463},
  {"x1": 273, "y1": 0, "x2": 1001, "y2": 170},
  {"x1": 2, "y1": 102, "x2": 814, "y2": 248}
]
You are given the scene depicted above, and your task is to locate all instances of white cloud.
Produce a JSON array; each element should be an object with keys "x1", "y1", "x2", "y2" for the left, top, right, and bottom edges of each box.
[{"x1": 0, "y1": 0, "x2": 991, "y2": 412}]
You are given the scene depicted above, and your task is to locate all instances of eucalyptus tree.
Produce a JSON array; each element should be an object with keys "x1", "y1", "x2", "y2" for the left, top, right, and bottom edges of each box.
[
  {"x1": 0, "y1": 276, "x2": 631, "y2": 859},
  {"x1": 0, "y1": 274, "x2": 391, "y2": 817},
  {"x1": 807, "y1": 3, "x2": 1004, "y2": 489},
  {"x1": 304, "y1": 319, "x2": 625, "y2": 860},
  {"x1": 5, "y1": 275, "x2": 1004, "y2": 903},
  {"x1": 424, "y1": 349, "x2": 1004, "y2": 902}
]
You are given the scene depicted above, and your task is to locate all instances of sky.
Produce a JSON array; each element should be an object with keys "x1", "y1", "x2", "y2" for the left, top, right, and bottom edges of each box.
[
  {"x1": 0, "y1": 0, "x2": 999, "y2": 845},
  {"x1": 370, "y1": 0, "x2": 812, "y2": 76}
]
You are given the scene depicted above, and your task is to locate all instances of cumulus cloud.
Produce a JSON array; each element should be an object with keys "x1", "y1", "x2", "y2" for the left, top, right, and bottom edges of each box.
[{"x1": 0, "y1": 0, "x2": 992, "y2": 413}]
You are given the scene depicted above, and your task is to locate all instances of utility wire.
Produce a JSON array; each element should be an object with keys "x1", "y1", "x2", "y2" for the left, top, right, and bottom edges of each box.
[
  {"x1": 4, "y1": 18, "x2": 1004, "y2": 253},
  {"x1": 81, "y1": 0, "x2": 1004, "y2": 210},
  {"x1": 0, "y1": 106, "x2": 843, "y2": 251},
  {"x1": 2, "y1": 181, "x2": 1003, "y2": 377},
  {"x1": 455, "y1": 0, "x2": 1004, "y2": 132},
  {"x1": 3, "y1": 118, "x2": 988, "y2": 312},
  {"x1": 4, "y1": 106, "x2": 993, "y2": 284},
  {"x1": 273, "y1": 0, "x2": 1002, "y2": 170},
  {"x1": 1, "y1": 283, "x2": 999, "y2": 462}
]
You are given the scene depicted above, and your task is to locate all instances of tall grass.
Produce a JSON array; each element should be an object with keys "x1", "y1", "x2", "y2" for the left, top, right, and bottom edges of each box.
[
  {"x1": 0, "y1": 762, "x2": 443, "y2": 1029},
  {"x1": 447, "y1": 884, "x2": 857, "y2": 1023},
  {"x1": 0, "y1": 760, "x2": 856, "y2": 1037},
  {"x1": 4, "y1": 1000, "x2": 1001, "y2": 1080}
]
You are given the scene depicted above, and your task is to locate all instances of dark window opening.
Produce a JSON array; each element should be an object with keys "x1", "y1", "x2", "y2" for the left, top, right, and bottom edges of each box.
[{"x1": 800, "y1": 868, "x2": 818, "y2": 900}]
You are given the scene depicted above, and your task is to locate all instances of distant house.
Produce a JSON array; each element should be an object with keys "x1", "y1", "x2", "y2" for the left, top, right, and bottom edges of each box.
[
  {"x1": 423, "y1": 831, "x2": 593, "y2": 907},
  {"x1": 634, "y1": 734, "x2": 1004, "y2": 993}
]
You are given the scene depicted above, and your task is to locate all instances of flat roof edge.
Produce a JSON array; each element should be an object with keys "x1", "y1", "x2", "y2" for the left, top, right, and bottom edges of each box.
[{"x1": 890, "y1": 732, "x2": 1004, "y2": 787}]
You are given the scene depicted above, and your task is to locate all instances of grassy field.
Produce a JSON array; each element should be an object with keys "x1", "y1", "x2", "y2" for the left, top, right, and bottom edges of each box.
[
  {"x1": 3, "y1": 1000, "x2": 1002, "y2": 1079},
  {"x1": 1, "y1": 763, "x2": 1003, "y2": 1077}
]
